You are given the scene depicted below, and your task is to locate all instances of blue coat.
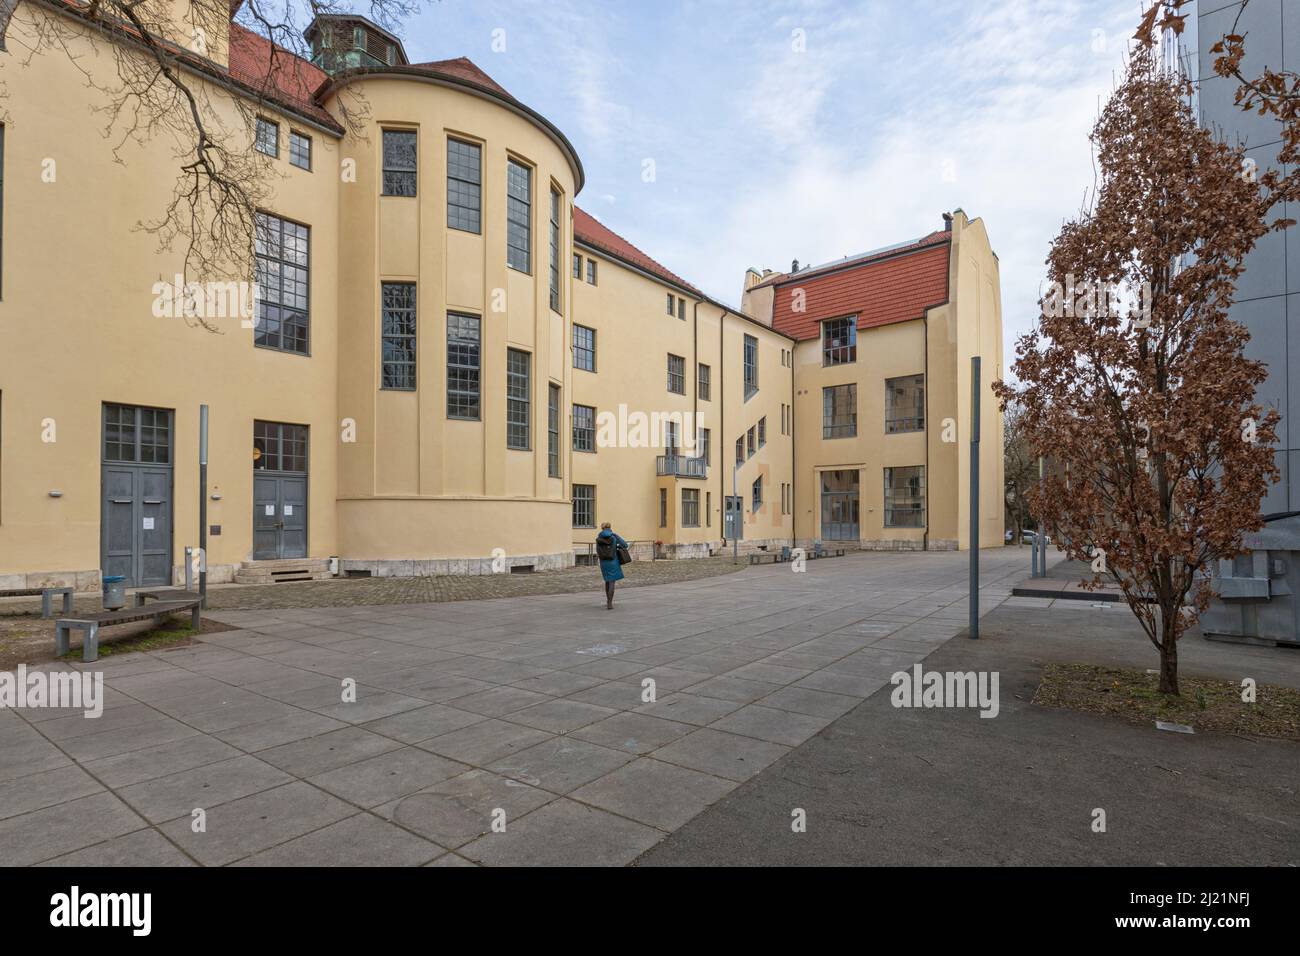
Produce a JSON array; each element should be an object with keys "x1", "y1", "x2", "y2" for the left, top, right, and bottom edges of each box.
[{"x1": 597, "y1": 530, "x2": 627, "y2": 582}]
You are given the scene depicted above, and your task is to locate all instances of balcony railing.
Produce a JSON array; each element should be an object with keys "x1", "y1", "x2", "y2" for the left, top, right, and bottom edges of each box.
[{"x1": 657, "y1": 454, "x2": 708, "y2": 478}]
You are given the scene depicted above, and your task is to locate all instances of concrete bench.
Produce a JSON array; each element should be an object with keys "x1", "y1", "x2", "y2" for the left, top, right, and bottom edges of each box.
[
  {"x1": 747, "y1": 552, "x2": 781, "y2": 565},
  {"x1": 133, "y1": 588, "x2": 200, "y2": 607},
  {"x1": 55, "y1": 599, "x2": 201, "y2": 663},
  {"x1": 0, "y1": 586, "x2": 75, "y2": 619}
]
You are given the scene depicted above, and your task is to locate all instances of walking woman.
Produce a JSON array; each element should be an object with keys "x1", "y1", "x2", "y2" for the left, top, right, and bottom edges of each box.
[{"x1": 595, "y1": 522, "x2": 629, "y2": 609}]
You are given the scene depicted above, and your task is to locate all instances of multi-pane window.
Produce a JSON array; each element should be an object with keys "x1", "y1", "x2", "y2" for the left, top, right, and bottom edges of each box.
[
  {"x1": 586, "y1": 259, "x2": 597, "y2": 284},
  {"x1": 447, "y1": 138, "x2": 481, "y2": 232},
  {"x1": 698, "y1": 363, "x2": 711, "y2": 401},
  {"x1": 664, "y1": 419, "x2": 679, "y2": 455},
  {"x1": 103, "y1": 404, "x2": 171, "y2": 464},
  {"x1": 573, "y1": 484, "x2": 596, "y2": 528},
  {"x1": 548, "y1": 383, "x2": 561, "y2": 477},
  {"x1": 573, "y1": 404, "x2": 596, "y2": 452},
  {"x1": 677, "y1": 298, "x2": 686, "y2": 320},
  {"x1": 706, "y1": 491, "x2": 712, "y2": 527},
  {"x1": 506, "y1": 159, "x2": 531, "y2": 272},
  {"x1": 823, "y1": 316, "x2": 857, "y2": 365},
  {"x1": 667, "y1": 354, "x2": 685, "y2": 394},
  {"x1": 255, "y1": 117, "x2": 278, "y2": 157},
  {"x1": 289, "y1": 130, "x2": 311, "y2": 170},
  {"x1": 884, "y1": 466, "x2": 926, "y2": 527},
  {"x1": 660, "y1": 488, "x2": 668, "y2": 528},
  {"x1": 885, "y1": 374, "x2": 926, "y2": 433},
  {"x1": 747, "y1": 426, "x2": 756, "y2": 458},
  {"x1": 253, "y1": 421, "x2": 307, "y2": 472},
  {"x1": 699, "y1": 427, "x2": 711, "y2": 464},
  {"x1": 743, "y1": 334, "x2": 758, "y2": 398},
  {"x1": 758, "y1": 417, "x2": 766, "y2": 448},
  {"x1": 573, "y1": 253, "x2": 582, "y2": 278},
  {"x1": 682, "y1": 488, "x2": 700, "y2": 527},
  {"x1": 254, "y1": 212, "x2": 310, "y2": 354},
  {"x1": 573, "y1": 324, "x2": 596, "y2": 372},
  {"x1": 382, "y1": 129, "x2": 417, "y2": 196},
  {"x1": 667, "y1": 293, "x2": 675, "y2": 316},
  {"x1": 735, "y1": 437, "x2": 744, "y2": 465},
  {"x1": 823, "y1": 383, "x2": 857, "y2": 438},
  {"x1": 380, "y1": 282, "x2": 416, "y2": 390},
  {"x1": 752, "y1": 476, "x2": 763, "y2": 511},
  {"x1": 446, "y1": 312, "x2": 481, "y2": 419},
  {"x1": 549, "y1": 188, "x2": 562, "y2": 312},
  {"x1": 506, "y1": 348, "x2": 531, "y2": 449}
]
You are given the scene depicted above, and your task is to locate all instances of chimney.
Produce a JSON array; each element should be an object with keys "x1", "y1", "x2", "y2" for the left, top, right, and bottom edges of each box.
[
  {"x1": 791, "y1": 259, "x2": 800, "y2": 273},
  {"x1": 943, "y1": 212, "x2": 954, "y2": 231}
]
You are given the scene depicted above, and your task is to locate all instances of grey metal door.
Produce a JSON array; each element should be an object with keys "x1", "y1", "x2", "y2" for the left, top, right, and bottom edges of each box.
[
  {"x1": 252, "y1": 421, "x2": 308, "y2": 560},
  {"x1": 101, "y1": 404, "x2": 173, "y2": 587},
  {"x1": 724, "y1": 495, "x2": 744, "y2": 540},
  {"x1": 821, "y1": 469, "x2": 860, "y2": 541}
]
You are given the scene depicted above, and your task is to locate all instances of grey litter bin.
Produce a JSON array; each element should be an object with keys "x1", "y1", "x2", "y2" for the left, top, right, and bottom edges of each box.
[{"x1": 102, "y1": 575, "x2": 126, "y2": 610}]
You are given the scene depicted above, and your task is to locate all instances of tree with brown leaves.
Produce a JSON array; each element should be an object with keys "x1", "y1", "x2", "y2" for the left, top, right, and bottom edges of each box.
[{"x1": 994, "y1": 45, "x2": 1282, "y2": 695}]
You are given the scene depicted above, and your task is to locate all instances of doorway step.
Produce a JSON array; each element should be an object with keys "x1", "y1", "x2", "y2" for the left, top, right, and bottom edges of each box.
[{"x1": 234, "y1": 559, "x2": 333, "y2": 585}]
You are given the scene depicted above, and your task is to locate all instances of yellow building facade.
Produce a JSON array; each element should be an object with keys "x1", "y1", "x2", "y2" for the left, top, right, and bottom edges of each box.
[{"x1": 0, "y1": 3, "x2": 1000, "y2": 590}]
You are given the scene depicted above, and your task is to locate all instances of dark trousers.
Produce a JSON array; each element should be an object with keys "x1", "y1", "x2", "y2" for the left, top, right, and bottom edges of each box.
[{"x1": 604, "y1": 580, "x2": 616, "y2": 605}]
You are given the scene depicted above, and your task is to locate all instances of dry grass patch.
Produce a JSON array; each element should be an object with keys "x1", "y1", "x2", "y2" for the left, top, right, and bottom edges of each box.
[{"x1": 1033, "y1": 662, "x2": 1300, "y2": 741}]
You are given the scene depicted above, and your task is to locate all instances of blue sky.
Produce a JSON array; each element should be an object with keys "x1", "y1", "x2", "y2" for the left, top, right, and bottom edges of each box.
[{"x1": 396, "y1": 0, "x2": 1143, "y2": 375}]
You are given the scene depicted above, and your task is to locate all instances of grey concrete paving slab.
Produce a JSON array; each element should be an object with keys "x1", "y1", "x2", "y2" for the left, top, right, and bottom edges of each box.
[
  {"x1": 489, "y1": 737, "x2": 635, "y2": 794},
  {"x1": 459, "y1": 798, "x2": 663, "y2": 866},
  {"x1": 36, "y1": 827, "x2": 196, "y2": 866},
  {"x1": 416, "y1": 718, "x2": 555, "y2": 766},
  {"x1": 571, "y1": 758, "x2": 737, "y2": 830},
  {"x1": 117, "y1": 754, "x2": 294, "y2": 823},
  {"x1": 570, "y1": 712, "x2": 695, "y2": 754},
  {"x1": 359, "y1": 703, "x2": 486, "y2": 744},
  {"x1": 257, "y1": 727, "x2": 405, "y2": 777},
  {"x1": 232, "y1": 812, "x2": 445, "y2": 866},
  {"x1": 158, "y1": 782, "x2": 355, "y2": 866},
  {"x1": 307, "y1": 747, "x2": 469, "y2": 808},
  {"x1": 383, "y1": 769, "x2": 555, "y2": 847},
  {"x1": 0, "y1": 792, "x2": 145, "y2": 866},
  {"x1": 503, "y1": 699, "x2": 617, "y2": 734},
  {"x1": 0, "y1": 765, "x2": 103, "y2": 822},
  {"x1": 82, "y1": 734, "x2": 244, "y2": 789},
  {"x1": 652, "y1": 728, "x2": 791, "y2": 782},
  {"x1": 709, "y1": 704, "x2": 834, "y2": 746}
]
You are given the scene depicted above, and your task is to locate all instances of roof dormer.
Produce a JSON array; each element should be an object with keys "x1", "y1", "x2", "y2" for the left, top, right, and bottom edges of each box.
[{"x1": 305, "y1": 14, "x2": 408, "y2": 74}]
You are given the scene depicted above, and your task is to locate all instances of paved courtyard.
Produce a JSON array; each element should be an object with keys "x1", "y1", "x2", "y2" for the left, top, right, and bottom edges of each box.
[{"x1": 1, "y1": 549, "x2": 1029, "y2": 866}]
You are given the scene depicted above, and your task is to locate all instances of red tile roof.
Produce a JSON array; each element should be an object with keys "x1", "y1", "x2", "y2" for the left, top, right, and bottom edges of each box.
[
  {"x1": 770, "y1": 235, "x2": 951, "y2": 340},
  {"x1": 228, "y1": 24, "x2": 341, "y2": 131},
  {"x1": 408, "y1": 57, "x2": 512, "y2": 99},
  {"x1": 573, "y1": 206, "x2": 701, "y2": 295}
]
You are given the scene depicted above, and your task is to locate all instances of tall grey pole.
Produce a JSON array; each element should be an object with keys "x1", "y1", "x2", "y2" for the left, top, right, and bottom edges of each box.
[
  {"x1": 969, "y1": 357, "x2": 980, "y2": 639},
  {"x1": 199, "y1": 404, "x2": 209, "y2": 608},
  {"x1": 1035, "y1": 455, "x2": 1045, "y2": 576}
]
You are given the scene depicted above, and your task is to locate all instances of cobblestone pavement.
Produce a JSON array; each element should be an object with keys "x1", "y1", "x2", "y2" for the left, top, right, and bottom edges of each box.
[
  {"x1": 0, "y1": 548, "x2": 1033, "y2": 866},
  {"x1": 0, "y1": 556, "x2": 745, "y2": 617}
]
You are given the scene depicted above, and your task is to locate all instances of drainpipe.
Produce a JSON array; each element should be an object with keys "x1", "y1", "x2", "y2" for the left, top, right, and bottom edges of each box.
[
  {"x1": 790, "y1": 338, "x2": 796, "y2": 550},
  {"x1": 922, "y1": 313, "x2": 929, "y2": 552},
  {"x1": 719, "y1": 307, "x2": 727, "y2": 550}
]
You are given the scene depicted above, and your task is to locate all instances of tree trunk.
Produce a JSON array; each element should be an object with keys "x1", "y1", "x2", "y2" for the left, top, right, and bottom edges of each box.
[{"x1": 1158, "y1": 606, "x2": 1180, "y2": 695}]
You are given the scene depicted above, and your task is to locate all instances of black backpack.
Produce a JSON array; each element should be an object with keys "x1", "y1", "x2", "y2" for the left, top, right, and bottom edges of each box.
[{"x1": 595, "y1": 536, "x2": 616, "y2": 561}]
